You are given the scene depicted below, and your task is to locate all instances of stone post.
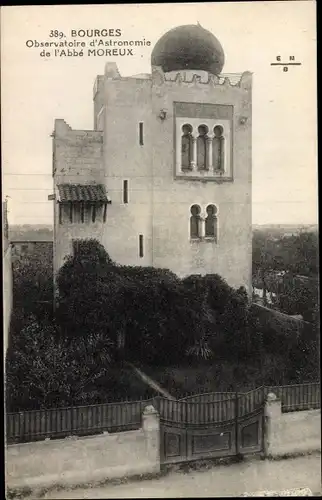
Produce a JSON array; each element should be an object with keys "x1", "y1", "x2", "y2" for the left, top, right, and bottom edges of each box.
[
  {"x1": 264, "y1": 392, "x2": 282, "y2": 458},
  {"x1": 206, "y1": 135, "x2": 214, "y2": 171},
  {"x1": 199, "y1": 214, "x2": 206, "y2": 239},
  {"x1": 142, "y1": 405, "x2": 160, "y2": 473},
  {"x1": 190, "y1": 136, "x2": 197, "y2": 171}
]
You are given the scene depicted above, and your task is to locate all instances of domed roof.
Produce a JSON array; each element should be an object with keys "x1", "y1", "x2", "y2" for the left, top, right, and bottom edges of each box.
[{"x1": 151, "y1": 24, "x2": 225, "y2": 75}]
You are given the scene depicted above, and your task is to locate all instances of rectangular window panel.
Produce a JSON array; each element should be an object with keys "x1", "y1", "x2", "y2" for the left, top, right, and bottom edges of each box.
[
  {"x1": 139, "y1": 122, "x2": 144, "y2": 146},
  {"x1": 73, "y1": 204, "x2": 82, "y2": 224},
  {"x1": 139, "y1": 234, "x2": 144, "y2": 258},
  {"x1": 92, "y1": 205, "x2": 96, "y2": 223},
  {"x1": 72, "y1": 239, "x2": 81, "y2": 254},
  {"x1": 61, "y1": 204, "x2": 70, "y2": 224}
]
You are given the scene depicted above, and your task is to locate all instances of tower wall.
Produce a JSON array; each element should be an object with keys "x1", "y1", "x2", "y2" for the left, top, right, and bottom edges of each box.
[
  {"x1": 53, "y1": 120, "x2": 104, "y2": 274},
  {"x1": 53, "y1": 41, "x2": 253, "y2": 294},
  {"x1": 101, "y1": 77, "x2": 154, "y2": 267},
  {"x1": 148, "y1": 70, "x2": 252, "y2": 292}
]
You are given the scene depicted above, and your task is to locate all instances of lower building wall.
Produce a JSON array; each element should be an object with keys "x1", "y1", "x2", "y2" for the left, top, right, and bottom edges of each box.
[
  {"x1": 6, "y1": 407, "x2": 160, "y2": 491},
  {"x1": 265, "y1": 396, "x2": 321, "y2": 457}
]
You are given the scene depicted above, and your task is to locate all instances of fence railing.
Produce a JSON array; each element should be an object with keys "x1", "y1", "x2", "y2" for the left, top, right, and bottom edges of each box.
[
  {"x1": 263, "y1": 382, "x2": 320, "y2": 412},
  {"x1": 155, "y1": 396, "x2": 236, "y2": 425},
  {"x1": 6, "y1": 383, "x2": 320, "y2": 445},
  {"x1": 6, "y1": 398, "x2": 154, "y2": 444},
  {"x1": 179, "y1": 383, "x2": 320, "y2": 411}
]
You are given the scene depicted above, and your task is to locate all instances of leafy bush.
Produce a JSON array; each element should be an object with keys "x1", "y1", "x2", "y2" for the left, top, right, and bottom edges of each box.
[
  {"x1": 6, "y1": 317, "x2": 113, "y2": 411},
  {"x1": 12, "y1": 243, "x2": 53, "y2": 321},
  {"x1": 8, "y1": 237, "x2": 318, "y2": 412},
  {"x1": 56, "y1": 242, "x2": 254, "y2": 366}
]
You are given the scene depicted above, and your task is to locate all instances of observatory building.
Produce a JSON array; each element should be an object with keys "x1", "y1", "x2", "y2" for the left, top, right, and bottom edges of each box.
[{"x1": 52, "y1": 24, "x2": 253, "y2": 292}]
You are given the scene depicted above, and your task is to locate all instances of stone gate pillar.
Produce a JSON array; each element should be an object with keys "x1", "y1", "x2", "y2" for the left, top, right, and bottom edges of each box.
[
  {"x1": 264, "y1": 392, "x2": 282, "y2": 457},
  {"x1": 142, "y1": 405, "x2": 160, "y2": 473}
]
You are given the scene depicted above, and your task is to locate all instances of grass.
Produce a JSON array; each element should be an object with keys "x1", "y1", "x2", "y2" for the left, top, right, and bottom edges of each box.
[
  {"x1": 140, "y1": 361, "x2": 271, "y2": 398},
  {"x1": 88, "y1": 365, "x2": 158, "y2": 402}
]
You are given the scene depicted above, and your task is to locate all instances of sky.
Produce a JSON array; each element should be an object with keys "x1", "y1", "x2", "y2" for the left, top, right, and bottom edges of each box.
[{"x1": 1, "y1": 2, "x2": 317, "y2": 226}]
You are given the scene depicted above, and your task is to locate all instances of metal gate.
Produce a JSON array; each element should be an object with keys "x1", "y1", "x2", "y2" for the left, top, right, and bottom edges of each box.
[{"x1": 158, "y1": 388, "x2": 265, "y2": 465}]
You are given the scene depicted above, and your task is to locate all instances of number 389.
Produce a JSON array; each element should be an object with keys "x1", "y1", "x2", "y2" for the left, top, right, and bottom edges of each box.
[{"x1": 49, "y1": 30, "x2": 65, "y2": 38}]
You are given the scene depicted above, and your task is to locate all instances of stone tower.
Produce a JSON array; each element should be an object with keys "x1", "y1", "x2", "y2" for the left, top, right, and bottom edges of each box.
[{"x1": 52, "y1": 24, "x2": 252, "y2": 293}]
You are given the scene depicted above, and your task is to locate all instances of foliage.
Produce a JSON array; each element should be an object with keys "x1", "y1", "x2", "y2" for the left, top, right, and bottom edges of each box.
[
  {"x1": 12, "y1": 243, "x2": 53, "y2": 320},
  {"x1": 252, "y1": 230, "x2": 318, "y2": 322},
  {"x1": 122, "y1": 278, "x2": 205, "y2": 364},
  {"x1": 57, "y1": 239, "x2": 116, "y2": 299},
  {"x1": 286, "y1": 322, "x2": 319, "y2": 383},
  {"x1": 56, "y1": 239, "x2": 121, "y2": 345},
  {"x1": 56, "y1": 240, "x2": 255, "y2": 365},
  {"x1": 274, "y1": 276, "x2": 318, "y2": 322},
  {"x1": 253, "y1": 230, "x2": 318, "y2": 278},
  {"x1": 183, "y1": 275, "x2": 255, "y2": 361},
  {"x1": 8, "y1": 235, "x2": 318, "y2": 412},
  {"x1": 6, "y1": 317, "x2": 113, "y2": 411}
]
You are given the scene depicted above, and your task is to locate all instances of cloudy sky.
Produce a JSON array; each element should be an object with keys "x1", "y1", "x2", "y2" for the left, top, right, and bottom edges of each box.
[{"x1": 1, "y1": 2, "x2": 317, "y2": 225}]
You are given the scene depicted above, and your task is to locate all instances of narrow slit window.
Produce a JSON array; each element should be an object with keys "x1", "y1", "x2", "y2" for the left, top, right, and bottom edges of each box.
[
  {"x1": 205, "y1": 204, "x2": 218, "y2": 241},
  {"x1": 73, "y1": 239, "x2": 81, "y2": 255},
  {"x1": 123, "y1": 180, "x2": 128, "y2": 204},
  {"x1": 139, "y1": 122, "x2": 144, "y2": 146},
  {"x1": 81, "y1": 203, "x2": 85, "y2": 223},
  {"x1": 197, "y1": 125, "x2": 208, "y2": 170},
  {"x1": 92, "y1": 204, "x2": 96, "y2": 223},
  {"x1": 213, "y1": 126, "x2": 225, "y2": 171},
  {"x1": 181, "y1": 123, "x2": 193, "y2": 170},
  {"x1": 139, "y1": 234, "x2": 144, "y2": 258},
  {"x1": 190, "y1": 204, "x2": 201, "y2": 239}
]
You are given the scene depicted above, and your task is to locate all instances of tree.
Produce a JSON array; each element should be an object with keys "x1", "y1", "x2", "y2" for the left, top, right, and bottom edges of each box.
[
  {"x1": 273, "y1": 274, "x2": 318, "y2": 322},
  {"x1": 56, "y1": 239, "x2": 255, "y2": 367},
  {"x1": 182, "y1": 275, "x2": 253, "y2": 362},
  {"x1": 6, "y1": 318, "x2": 113, "y2": 411},
  {"x1": 281, "y1": 232, "x2": 318, "y2": 276},
  {"x1": 57, "y1": 239, "x2": 206, "y2": 365},
  {"x1": 119, "y1": 277, "x2": 203, "y2": 364},
  {"x1": 56, "y1": 239, "x2": 122, "y2": 343},
  {"x1": 253, "y1": 230, "x2": 318, "y2": 279},
  {"x1": 12, "y1": 244, "x2": 53, "y2": 321}
]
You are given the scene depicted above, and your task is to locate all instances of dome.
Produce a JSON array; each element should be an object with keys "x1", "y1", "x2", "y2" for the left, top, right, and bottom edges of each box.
[{"x1": 151, "y1": 24, "x2": 225, "y2": 75}]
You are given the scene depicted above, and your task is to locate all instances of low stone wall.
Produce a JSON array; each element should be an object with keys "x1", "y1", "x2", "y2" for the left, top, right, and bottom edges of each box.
[
  {"x1": 6, "y1": 405, "x2": 160, "y2": 491},
  {"x1": 264, "y1": 393, "x2": 321, "y2": 458}
]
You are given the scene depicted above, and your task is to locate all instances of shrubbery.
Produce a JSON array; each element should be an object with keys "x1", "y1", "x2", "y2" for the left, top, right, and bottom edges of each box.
[
  {"x1": 56, "y1": 240, "x2": 256, "y2": 366},
  {"x1": 6, "y1": 238, "x2": 319, "y2": 412}
]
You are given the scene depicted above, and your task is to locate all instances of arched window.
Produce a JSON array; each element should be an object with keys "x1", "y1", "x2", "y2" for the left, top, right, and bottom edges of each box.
[
  {"x1": 197, "y1": 125, "x2": 208, "y2": 170},
  {"x1": 190, "y1": 204, "x2": 201, "y2": 239},
  {"x1": 181, "y1": 124, "x2": 193, "y2": 170},
  {"x1": 213, "y1": 125, "x2": 225, "y2": 171},
  {"x1": 205, "y1": 204, "x2": 218, "y2": 240}
]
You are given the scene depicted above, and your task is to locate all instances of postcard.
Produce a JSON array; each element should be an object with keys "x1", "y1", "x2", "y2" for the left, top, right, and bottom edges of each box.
[{"x1": 2, "y1": 2, "x2": 319, "y2": 498}]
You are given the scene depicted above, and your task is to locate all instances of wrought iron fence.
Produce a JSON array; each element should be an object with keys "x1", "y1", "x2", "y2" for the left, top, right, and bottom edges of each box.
[
  {"x1": 180, "y1": 383, "x2": 320, "y2": 413},
  {"x1": 6, "y1": 382, "x2": 320, "y2": 444},
  {"x1": 6, "y1": 398, "x2": 154, "y2": 444},
  {"x1": 264, "y1": 382, "x2": 320, "y2": 412}
]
